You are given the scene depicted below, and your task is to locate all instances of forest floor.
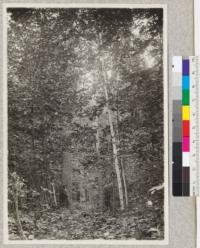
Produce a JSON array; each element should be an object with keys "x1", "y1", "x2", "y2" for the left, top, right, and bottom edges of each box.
[{"x1": 9, "y1": 204, "x2": 163, "y2": 240}]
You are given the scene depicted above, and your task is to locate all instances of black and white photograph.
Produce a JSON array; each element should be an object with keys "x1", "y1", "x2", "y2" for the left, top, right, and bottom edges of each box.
[{"x1": 3, "y1": 4, "x2": 167, "y2": 243}]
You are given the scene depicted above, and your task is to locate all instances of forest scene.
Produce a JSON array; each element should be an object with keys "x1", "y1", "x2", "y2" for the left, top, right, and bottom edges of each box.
[{"x1": 7, "y1": 7, "x2": 165, "y2": 241}]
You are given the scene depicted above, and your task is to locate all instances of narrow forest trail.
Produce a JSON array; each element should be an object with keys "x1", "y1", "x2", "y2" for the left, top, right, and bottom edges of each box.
[
  {"x1": 33, "y1": 208, "x2": 138, "y2": 240},
  {"x1": 9, "y1": 203, "x2": 163, "y2": 240},
  {"x1": 34, "y1": 208, "x2": 162, "y2": 240}
]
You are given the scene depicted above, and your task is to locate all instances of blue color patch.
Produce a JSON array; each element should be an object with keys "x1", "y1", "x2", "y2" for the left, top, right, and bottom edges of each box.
[{"x1": 182, "y1": 76, "x2": 190, "y2": 89}]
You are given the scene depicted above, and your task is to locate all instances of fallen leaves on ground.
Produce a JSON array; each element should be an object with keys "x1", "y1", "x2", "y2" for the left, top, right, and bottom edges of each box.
[{"x1": 9, "y1": 203, "x2": 164, "y2": 240}]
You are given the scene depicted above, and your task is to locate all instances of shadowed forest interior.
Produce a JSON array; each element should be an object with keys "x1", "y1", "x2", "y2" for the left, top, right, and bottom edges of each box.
[{"x1": 7, "y1": 7, "x2": 165, "y2": 240}]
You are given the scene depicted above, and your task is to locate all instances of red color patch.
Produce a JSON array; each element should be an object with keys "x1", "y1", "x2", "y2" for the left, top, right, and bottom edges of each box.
[{"x1": 182, "y1": 120, "x2": 190, "y2": 137}]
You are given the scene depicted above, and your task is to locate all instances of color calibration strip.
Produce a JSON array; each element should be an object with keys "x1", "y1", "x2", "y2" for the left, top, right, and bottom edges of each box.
[
  {"x1": 182, "y1": 59, "x2": 190, "y2": 196},
  {"x1": 172, "y1": 56, "x2": 200, "y2": 196}
]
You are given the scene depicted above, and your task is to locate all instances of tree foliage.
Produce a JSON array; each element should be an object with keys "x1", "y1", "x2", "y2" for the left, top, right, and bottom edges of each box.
[{"x1": 7, "y1": 8, "x2": 164, "y2": 240}]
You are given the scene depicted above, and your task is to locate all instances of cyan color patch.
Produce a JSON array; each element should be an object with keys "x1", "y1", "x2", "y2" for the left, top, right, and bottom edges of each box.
[{"x1": 182, "y1": 76, "x2": 189, "y2": 89}]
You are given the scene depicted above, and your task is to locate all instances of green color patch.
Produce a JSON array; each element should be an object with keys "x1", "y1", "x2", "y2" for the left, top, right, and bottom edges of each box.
[{"x1": 182, "y1": 90, "x2": 190, "y2": 105}]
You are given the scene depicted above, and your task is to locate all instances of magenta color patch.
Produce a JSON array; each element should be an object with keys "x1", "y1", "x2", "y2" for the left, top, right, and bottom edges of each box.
[{"x1": 182, "y1": 137, "x2": 190, "y2": 151}]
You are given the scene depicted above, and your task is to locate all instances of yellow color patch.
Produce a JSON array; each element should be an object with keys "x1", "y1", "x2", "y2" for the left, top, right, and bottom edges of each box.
[{"x1": 182, "y1": 106, "x2": 190, "y2": 120}]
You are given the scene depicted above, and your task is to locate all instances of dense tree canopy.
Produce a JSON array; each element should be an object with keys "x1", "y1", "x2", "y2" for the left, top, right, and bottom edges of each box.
[{"x1": 7, "y1": 8, "x2": 164, "y2": 240}]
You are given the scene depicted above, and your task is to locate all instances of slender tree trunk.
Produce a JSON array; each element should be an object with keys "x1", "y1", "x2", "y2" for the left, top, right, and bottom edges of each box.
[
  {"x1": 116, "y1": 83, "x2": 129, "y2": 208},
  {"x1": 105, "y1": 89, "x2": 124, "y2": 210},
  {"x1": 30, "y1": 101, "x2": 36, "y2": 191},
  {"x1": 62, "y1": 152, "x2": 73, "y2": 207},
  {"x1": 94, "y1": 116, "x2": 100, "y2": 157},
  {"x1": 121, "y1": 159, "x2": 128, "y2": 206},
  {"x1": 14, "y1": 190, "x2": 26, "y2": 240},
  {"x1": 98, "y1": 33, "x2": 125, "y2": 210},
  {"x1": 112, "y1": 175, "x2": 116, "y2": 214},
  {"x1": 52, "y1": 182, "x2": 57, "y2": 206},
  {"x1": 101, "y1": 61, "x2": 125, "y2": 210},
  {"x1": 94, "y1": 116, "x2": 105, "y2": 209}
]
